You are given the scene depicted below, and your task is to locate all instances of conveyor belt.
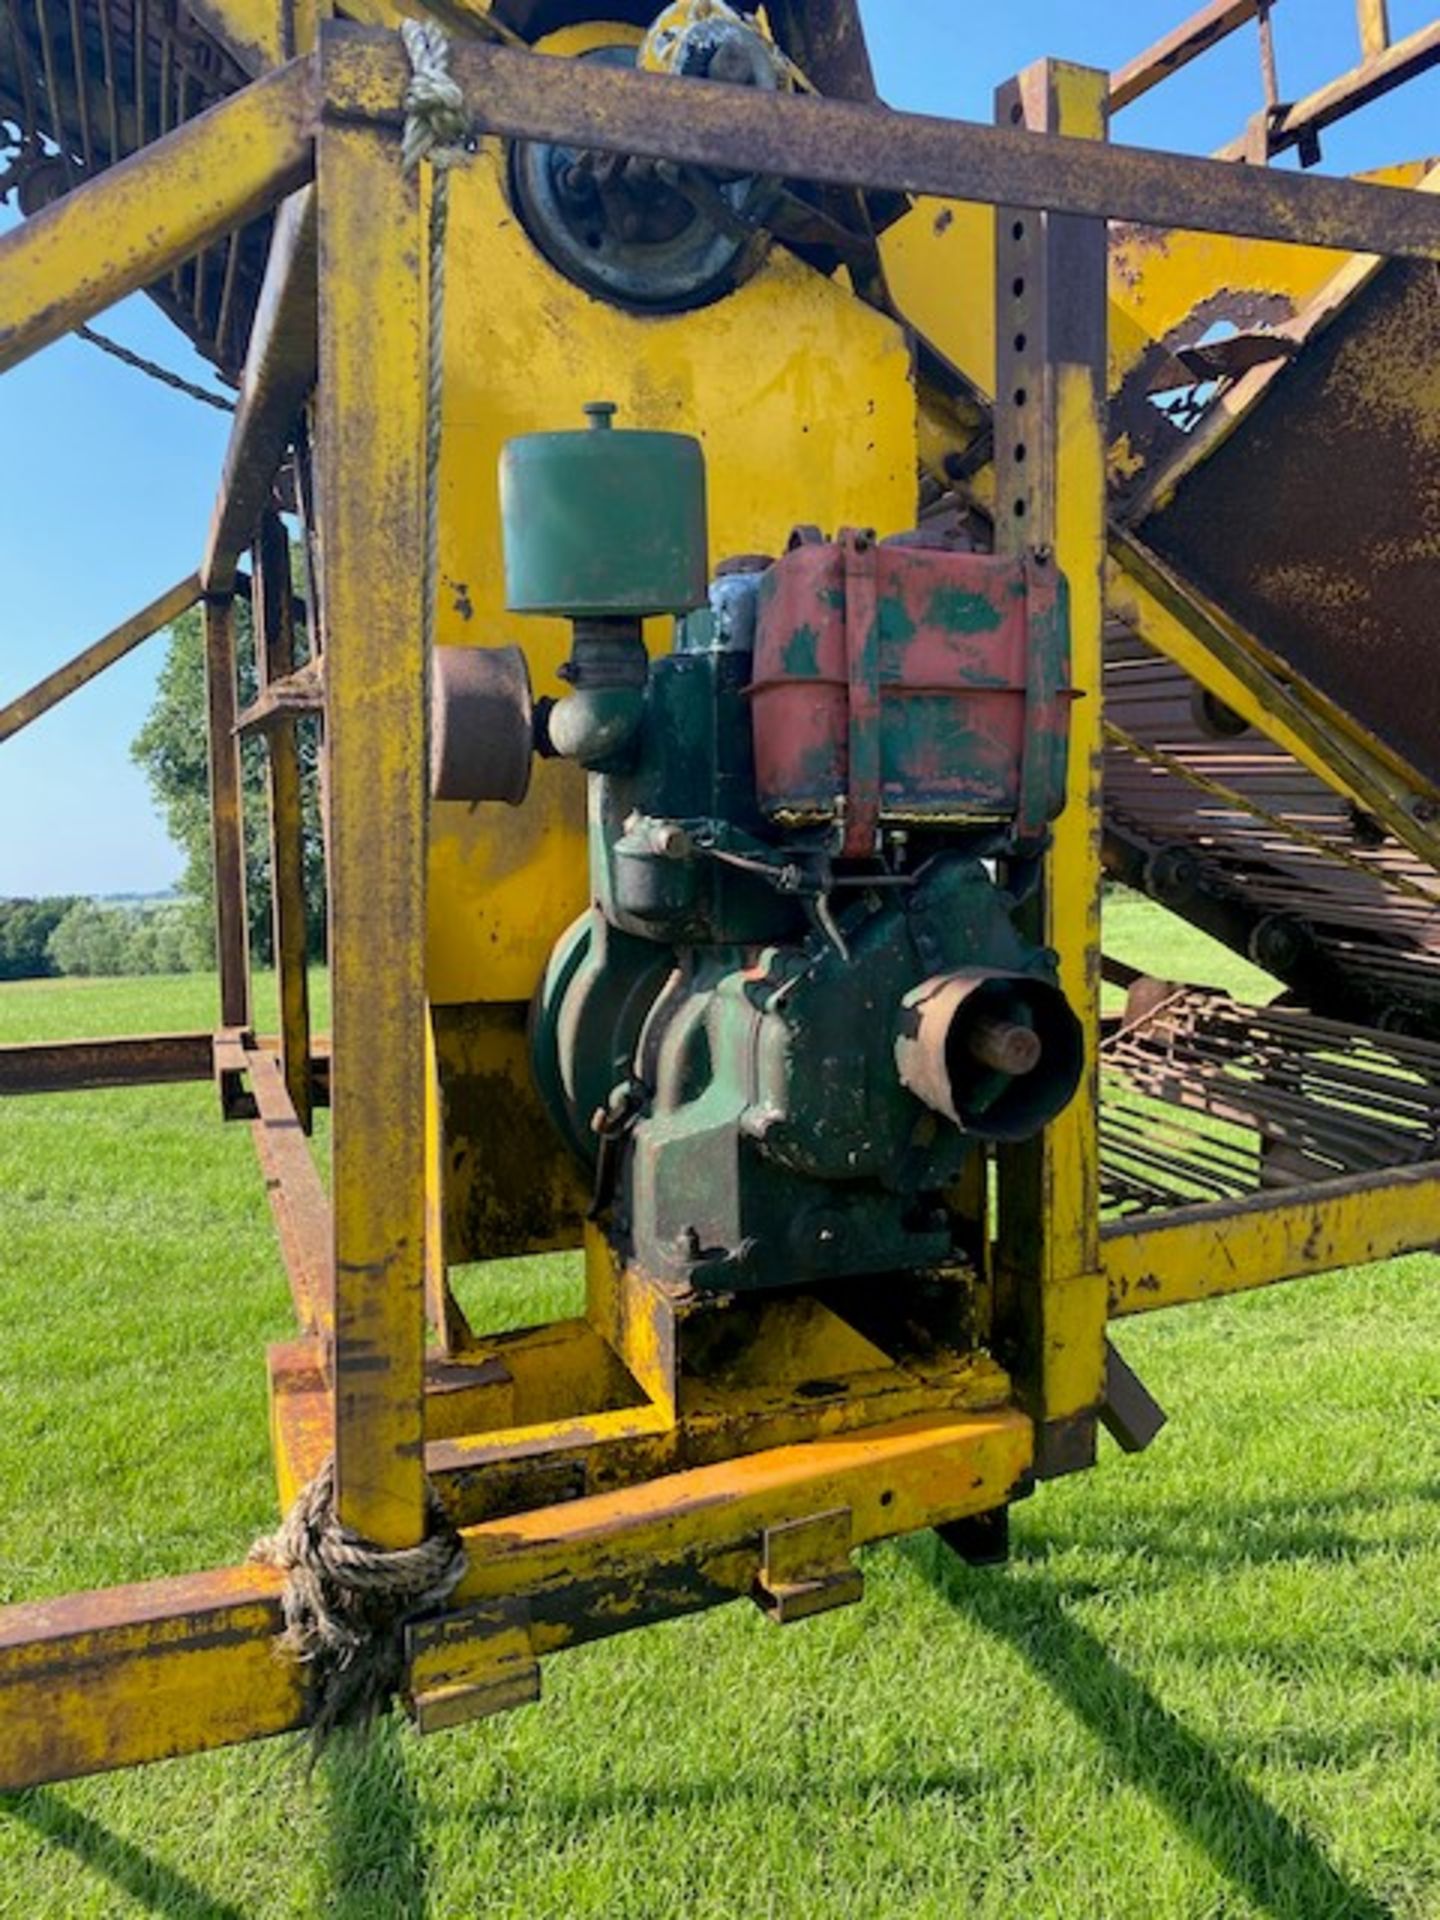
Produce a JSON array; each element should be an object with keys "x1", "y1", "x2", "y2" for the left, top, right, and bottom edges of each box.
[
  {"x1": 1137, "y1": 254, "x2": 1440, "y2": 795},
  {"x1": 1102, "y1": 985, "x2": 1440, "y2": 1217},
  {"x1": 1103, "y1": 626, "x2": 1440, "y2": 1037}
]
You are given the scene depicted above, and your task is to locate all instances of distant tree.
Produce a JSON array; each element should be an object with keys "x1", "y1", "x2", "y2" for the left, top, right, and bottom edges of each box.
[
  {"x1": 0, "y1": 896, "x2": 79, "y2": 978},
  {"x1": 46, "y1": 899, "x2": 205, "y2": 977},
  {"x1": 131, "y1": 587, "x2": 326, "y2": 967},
  {"x1": 47, "y1": 902, "x2": 132, "y2": 975}
]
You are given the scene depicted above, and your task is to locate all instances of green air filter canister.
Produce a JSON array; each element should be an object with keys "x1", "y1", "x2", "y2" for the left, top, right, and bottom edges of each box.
[{"x1": 500, "y1": 402, "x2": 709, "y2": 619}]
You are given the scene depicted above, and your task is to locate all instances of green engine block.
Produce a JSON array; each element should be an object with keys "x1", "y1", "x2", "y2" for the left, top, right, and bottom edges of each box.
[{"x1": 449, "y1": 407, "x2": 1083, "y2": 1296}]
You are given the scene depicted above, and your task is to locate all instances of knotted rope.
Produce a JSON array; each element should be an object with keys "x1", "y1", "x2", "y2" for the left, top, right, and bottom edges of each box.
[
  {"x1": 401, "y1": 16, "x2": 471, "y2": 672},
  {"x1": 251, "y1": 1456, "x2": 467, "y2": 1746},
  {"x1": 400, "y1": 17, "x2": 470, "y2": 174}
]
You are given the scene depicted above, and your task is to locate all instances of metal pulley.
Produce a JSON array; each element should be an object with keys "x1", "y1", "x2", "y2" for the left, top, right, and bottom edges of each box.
[
  {"x1": 639, "y1": 0, "x2": 791, "y2": 91},
  {"x1": 507, "y1": 7, "x2": 789, "y2": 312},
  {"x1": 431, "y1": 644, "x2": 535, "y2": 805}
]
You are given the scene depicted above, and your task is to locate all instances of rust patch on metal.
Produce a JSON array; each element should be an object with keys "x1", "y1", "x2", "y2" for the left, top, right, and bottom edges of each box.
[
  {"x1": 0, "y1": 1032, "x2": 215, "y2": 1095},
  {"x1": 1109, "y1": 285, "x2": 1296, "y2": 516},
  {"x1": 433, "y1": 1002, "x2": 590, "y2": 1263},
  {"x1": 1142, "y1": 257, "x2": 1440, "y2": 788}
]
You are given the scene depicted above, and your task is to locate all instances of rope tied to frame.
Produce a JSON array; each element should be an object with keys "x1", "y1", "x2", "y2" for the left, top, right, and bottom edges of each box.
[
  {"x1": 251, "y1": 1456, "x2": 467, "y2": 1746},
  {"x1": 400, "y1": 17, "x2": 471, "y2": 174},
  {"x1": 400, "y1": 17, "x2": 472, "y2": 671},
  {"x1": 248, "y1": 25, "x2": 476, "y2": 1750}
]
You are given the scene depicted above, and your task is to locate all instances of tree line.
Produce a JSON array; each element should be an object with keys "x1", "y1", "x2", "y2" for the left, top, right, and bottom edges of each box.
[{"x1": 0, "y1": 895, "x2": 208, "y2": 979}]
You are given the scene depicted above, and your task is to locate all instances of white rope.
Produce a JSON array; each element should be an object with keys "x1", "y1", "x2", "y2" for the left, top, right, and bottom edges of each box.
[
  {"x1": 400, "y1": 17, "x2": 471, "y2": 174},
  {"x1": 400, "y1": 18, "x2": 471, "y2": 678}
]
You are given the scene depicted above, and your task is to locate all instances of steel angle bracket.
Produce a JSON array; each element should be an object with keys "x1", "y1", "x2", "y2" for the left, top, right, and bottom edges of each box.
[
  {"x1": 405, "y1": 1596, "x2": 540, "y2": 1734},
  {"x1": 754, "y1": 1507, "x2": 864, "y2": 1624}
]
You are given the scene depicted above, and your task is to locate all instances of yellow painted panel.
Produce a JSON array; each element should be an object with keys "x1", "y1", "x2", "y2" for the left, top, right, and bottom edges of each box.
[
  {"x1": 882, "y1": 157, "x2": 1431, "y2": 499},
  {"x1": 881, "y1": 195, "x2": 996, "y2": 397},
  {"x1": 427, "y1": 149, "x2": 918, "y2": 1005},
  {"x1": 883, "y1": 199, "x2": 1344, "y2": 453}
]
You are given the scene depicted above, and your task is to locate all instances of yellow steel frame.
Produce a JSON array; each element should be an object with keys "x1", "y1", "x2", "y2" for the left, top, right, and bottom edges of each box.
[
  {"x1": 992, "y1": 59, "x2": 1110, "y2": 1476},
  {"x1": 314, "y1": 115, "x2": 432, "y2": 1548},
  {"x1": 1, "y1": 15, "x2": 1438, "y2": 1793},
  {"x1": 1104, "y1": 1161, "x2": 1440, "y2": 1316},
  {"x1": 203, "y1": 594, "x2": 252, "y2": 1032},
  {"x1": 0, "y1": 575, "x2": 201, "y2": 741}
]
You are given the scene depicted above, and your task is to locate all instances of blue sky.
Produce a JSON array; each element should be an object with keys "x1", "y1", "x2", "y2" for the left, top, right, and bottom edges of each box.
[{"x1": 4, "y1": 0, "x2": 1439, "y2": 895}]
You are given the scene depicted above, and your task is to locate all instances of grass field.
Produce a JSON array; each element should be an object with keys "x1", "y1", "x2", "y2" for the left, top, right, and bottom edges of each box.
[{"x1": 1, "y1": 906, "x2": 1438, "y2": 1919}]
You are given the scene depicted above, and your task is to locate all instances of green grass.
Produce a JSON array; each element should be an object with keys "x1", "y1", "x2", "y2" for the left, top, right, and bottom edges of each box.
[
  {"x1": 0, "y1": 968, "x2": 330, "y2": 1044},
  {"x1": 1103, "y1": 887, "x2": 1281, "y2": 1011},
  {"x1": 2, "y1": 935, "x2": 1438, "y2": 1919}
]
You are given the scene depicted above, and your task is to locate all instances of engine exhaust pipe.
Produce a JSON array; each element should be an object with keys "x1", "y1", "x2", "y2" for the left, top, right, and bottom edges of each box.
[{"x1": 895, "y1": 970, "x2": 1083, "y2": 1142}]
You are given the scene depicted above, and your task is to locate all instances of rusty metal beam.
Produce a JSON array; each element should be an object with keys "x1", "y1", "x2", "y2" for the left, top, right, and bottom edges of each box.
[
  {"x1": 253, "y1": 509, "x2": 313, "y2": 1132},
  {"x1": 0, "y1": 1564, "x2": 298, "y2": 1790},
  {"x1": 318, "y1": 26, "x2": 1440, "y2": 257},
  {"x1": 1217, "y1": 20, "x2": 1440, "y2": 161},
  {"x1": 1110, "y1": 0, "x2": 1273, "y2": 112},
  {"x1": 0, "y1": 1406, "x2": 1029, "y2": 1789},
  {"x1": 1100, "y1": 1341, "x2": 1167, "y2": 1453},
  {"x1": 203, "y1": 595, "x2": 252, "y2": 1033},
  {"x1": 0, "y1": 58, "x2": 315, "y2": 374},
  {"x1": 0, "y1": 575, "x2": 201, "y2": 743},
  {"x1": 249, "y1": 1046, "x2": 331, "y2": 1332},
  {"x1": 0, "y1": 1031, "x2": 327, "y2": 1098},
  {"x1": 992, "y1": 60, "x2": 1110, "y2": 1482},
  {"x1": 1258, "y1": 4, "x2": 1281, "y2": 108},
  {"x1": 763, "y1": 0, "x2": 878, "y2": 100},
  {"x1": 204, "y1": 186, "x2": 318, "y2": 595},
  {"x1": 0, "y1": 1031, "x2": 214, "y2": 1094},
  {"x1": 236, "y1": 660, "x2": 324, "y2": 731}
]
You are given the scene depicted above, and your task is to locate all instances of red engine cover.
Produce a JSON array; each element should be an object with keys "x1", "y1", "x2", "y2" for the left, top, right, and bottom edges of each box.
[{"x1": 750, "y1": 531, "x2": 1071, "y2": 855}]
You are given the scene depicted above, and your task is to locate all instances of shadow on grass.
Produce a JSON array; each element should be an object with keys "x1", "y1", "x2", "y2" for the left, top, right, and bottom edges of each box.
[
  {"x1": 1, "y1": 1725, "x2": 431, "y2": 1920},
  {"x1": 1030, "y1": 1481, "x2": 1440, "y2": 1579},
  {"x1": 458, "y1": 1756, "x2": 991, "y2": 1832},
  {"x1": 2, "y1": 1789, "x2": 250, "y2": 1920},
  {"x1": 911, "y1": 1533, "x2": 1398, "y2": 1920},
  {"x1": 323, "y1": 1716, "x2": 429, "y2": 1920}
]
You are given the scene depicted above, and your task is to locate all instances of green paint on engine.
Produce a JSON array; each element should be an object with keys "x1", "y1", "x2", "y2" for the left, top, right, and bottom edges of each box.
[
  {"x1": 782, "y1": 623, "x2": 822, "y2": 677},
  {"x1": 926, "y1": 585, "x2": 1005, "y2": 634},
  {"x1": 876, "y1": 594, "x2": 918, "y2": 651}
]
